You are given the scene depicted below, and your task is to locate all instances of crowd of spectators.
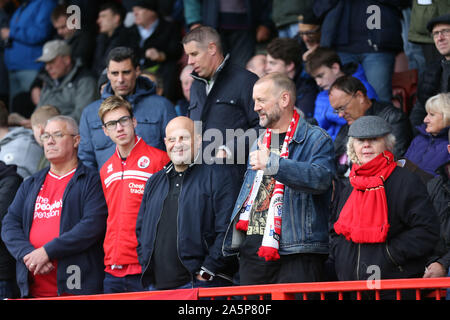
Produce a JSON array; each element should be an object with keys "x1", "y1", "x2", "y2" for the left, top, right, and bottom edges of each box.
[{"x1": 0, "y1": 0, "x2": 448, "y2": 300}]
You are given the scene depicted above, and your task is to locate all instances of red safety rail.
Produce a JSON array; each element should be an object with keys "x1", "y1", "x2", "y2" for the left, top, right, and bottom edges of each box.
[{"x1": 23, "y1": 277, "x2": 450, "y2": 300}]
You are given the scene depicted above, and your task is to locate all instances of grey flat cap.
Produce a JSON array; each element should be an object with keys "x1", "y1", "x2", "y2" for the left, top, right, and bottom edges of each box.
[
  {"x1": 348, "y1": 116, "x2": 392, "y2": 139},
  {"x1": 36, "y1": 40, "x2": 71, "y2": 62}
]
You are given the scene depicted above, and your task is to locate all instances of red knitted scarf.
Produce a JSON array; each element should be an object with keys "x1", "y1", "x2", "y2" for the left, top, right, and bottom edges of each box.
[{"x1": 334, "y1": 151, "x2": 397, "y2": 243}]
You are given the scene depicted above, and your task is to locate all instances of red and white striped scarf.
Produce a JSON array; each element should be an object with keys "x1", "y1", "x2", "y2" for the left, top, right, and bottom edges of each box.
[{"x1": 236, "y1": 109, "x2": 300, "y2": 261}]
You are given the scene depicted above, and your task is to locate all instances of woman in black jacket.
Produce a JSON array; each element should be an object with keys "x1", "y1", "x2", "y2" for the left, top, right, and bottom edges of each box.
[{"x1": 330, "y1": 116, "x2": 440, "y2": 299}]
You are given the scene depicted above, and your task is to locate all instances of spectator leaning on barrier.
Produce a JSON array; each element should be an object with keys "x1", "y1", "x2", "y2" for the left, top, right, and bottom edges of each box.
[
  {"x1": 1, "y1": 116, "x2": 107, "y2": 298},
  {"x1": 136, "y1": 116, "x2": 240, "y2": 290},
  {"x1": 98, "y1": 96, "x2": 169, "y2": 293},
  {"x1": 330, "y1": 116, "x2": 439, "y2": 299},
  {"x1": 79, "y1": 46, "x2": 176, "y2": 170},
  {"x1": 223, "y1": 73, "x2": 335, "y2": 286}
]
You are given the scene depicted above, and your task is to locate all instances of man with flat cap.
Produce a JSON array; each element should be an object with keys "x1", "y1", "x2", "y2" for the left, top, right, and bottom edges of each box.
[
  {"x1": 410, "y1": 13, "x2": 450, "y2": 131},
  {"x1": 36, "y1": 40, "x2": 98, "y2": 123},
  {"x1": 329, "y1": 115, "x2": 439, "y2": 299}
]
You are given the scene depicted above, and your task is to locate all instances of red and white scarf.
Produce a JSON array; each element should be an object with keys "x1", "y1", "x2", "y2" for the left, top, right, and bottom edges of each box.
[{"x1": 236, "y1": 110, "x2": 300, "y2": 261}]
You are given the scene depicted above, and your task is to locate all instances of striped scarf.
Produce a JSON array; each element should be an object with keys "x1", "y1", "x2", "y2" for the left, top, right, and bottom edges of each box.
[{"x1": 236, "y1": 109, "x2": 300, "y2": 261}]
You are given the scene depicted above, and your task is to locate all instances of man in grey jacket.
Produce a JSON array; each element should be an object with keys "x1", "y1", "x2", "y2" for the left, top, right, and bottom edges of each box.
[
  {"x1": 36, "y1": 40, "x2": 98, "y2": 123},
  {"x1": 0, "y1": 102, "x2": 42, "y2": 179}
]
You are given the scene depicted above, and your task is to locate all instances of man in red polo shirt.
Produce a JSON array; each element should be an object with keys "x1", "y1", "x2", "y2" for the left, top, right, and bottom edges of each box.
[{"x1": 98, "y1": 95, "x2": 169, "y2": 293}]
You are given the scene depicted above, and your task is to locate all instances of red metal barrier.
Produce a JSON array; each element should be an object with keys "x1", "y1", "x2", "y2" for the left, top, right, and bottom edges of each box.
[{"x1": 24, "y1": 277, "x2": 450, "y2": 300}]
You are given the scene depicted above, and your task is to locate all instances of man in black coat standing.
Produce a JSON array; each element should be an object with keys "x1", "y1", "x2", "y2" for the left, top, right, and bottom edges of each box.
[{"x1": 182, "y1": 26, "x2": 260, "y2": 180}]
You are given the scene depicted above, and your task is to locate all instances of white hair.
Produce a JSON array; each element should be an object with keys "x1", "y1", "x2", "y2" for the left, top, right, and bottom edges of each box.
[{"x1": 346, "y1": 133, "x2": 396, "y2": 165}]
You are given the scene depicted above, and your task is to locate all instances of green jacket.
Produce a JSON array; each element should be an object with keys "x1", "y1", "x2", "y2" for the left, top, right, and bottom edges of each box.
[
  {"x1": 409, "y1": 0, "x2": 450, "y2": 44},
  {"x1": 272, "y1": 0, "x2": 314, "y2": 28}
]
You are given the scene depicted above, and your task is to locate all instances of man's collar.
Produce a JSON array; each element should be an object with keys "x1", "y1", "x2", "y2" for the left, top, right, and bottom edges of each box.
[{"x1": 191, "y1": 54, "x2": 230, "y2": 83}]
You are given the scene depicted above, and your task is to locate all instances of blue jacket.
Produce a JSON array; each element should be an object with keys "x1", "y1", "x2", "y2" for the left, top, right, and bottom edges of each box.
[
  {"x1": 136, "y1": 162, "x2": 240, "y2": 287},
  {"x1": 223, "y1": 116, "x2": 336, "y2": 256},
  {"x1": 314, "y1": 63, "x2": 378, "y2": 140},
  {"x1": 78, "y1": 76, "x2": 176, "y2": 170},
  {"x1": 4, "y1": 0, "x2": 57, "y2": 71},
  {"x1": 1, "y1": 162, "x2": 108, "y2": 297},
  {"x1": 404, "y1": 124, "x2": 450, "y2": 176}
]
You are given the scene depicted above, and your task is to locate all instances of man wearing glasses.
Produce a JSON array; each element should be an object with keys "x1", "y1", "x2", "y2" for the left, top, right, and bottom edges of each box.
[
  {"x1": 98, "y1": 95, "x2": 169, "y2": 293},
  {"x1": 1, "y1": 116, "x2": 108, "y2": 298},
  {"x1": 410, "y1": 14, "x2": 450, "y2": 132},
  {"x1": 329, "y1": 75, "x2": 411, "y2": 177}
]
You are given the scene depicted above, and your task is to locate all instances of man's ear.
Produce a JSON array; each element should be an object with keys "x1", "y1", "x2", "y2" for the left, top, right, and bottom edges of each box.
[
  {"x1": 279, "y1": 90, "x2": 291, "y2": 109},
  {"x1": 73, "y1": 134, "x2": 81, "y2": 149},
  {"x1": 331, "y1": 62, "x2": 341, "y2": 75},
  {"x1": 207, "y1": 42, "x2": 217, "y2": 56},
  {"x1": 286, "y1": 61, "x2": 296, "y2": 74}
]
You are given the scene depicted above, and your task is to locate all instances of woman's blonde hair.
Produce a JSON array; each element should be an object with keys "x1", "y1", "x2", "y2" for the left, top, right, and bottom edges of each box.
[
  {"x1": 425, "y1": 93, "x2": 450, "y2": 127},
  {"x1": 346, "y1": 133, "x2": 396, "y2": 165}
]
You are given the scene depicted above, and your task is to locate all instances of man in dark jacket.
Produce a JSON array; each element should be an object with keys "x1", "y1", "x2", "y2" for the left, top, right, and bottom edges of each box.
[
  {"x1": 410, "y1": 14, "x2": 450, "y2": 132},
  {"x1": 182, "y1": 26, "x2": 260, "y2": 178},
  {"x1": 128, "y1": 0, "x2": 183, "y2": 103},
  {"x1": 92, "y1": 2, "x2": 135, "y2": 77},
  {"x1": 51, "y1": 4, "x2": 96, "y2": 69},
  {"x1": 329, "y1": 75, "x2": 412, "y2": 176},
  {"x1": 136, "y1": 117, "x2": 240, "y2": 290},
  {"x1": 1, "y1": 115, "x2": 107, "y2": 298},
  {"x1": 0, "y1": 161, "x2": 22, "y2": 299},
  {"x1": 79, "y1": 46, "x2": 176, "y2": 170}
]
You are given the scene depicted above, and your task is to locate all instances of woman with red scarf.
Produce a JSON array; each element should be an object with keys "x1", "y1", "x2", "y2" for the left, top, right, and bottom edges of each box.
[{"x1": 330, "y1": 116, "x2": 440, "y2": 299}]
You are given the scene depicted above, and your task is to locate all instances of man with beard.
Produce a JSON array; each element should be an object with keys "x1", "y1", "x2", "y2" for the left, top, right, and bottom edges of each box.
[
  {"x1": 136, "y1": 117, "x2": 240, "y2": 290},
  {"x1": 222, "y1": 73, "x2": 335, "y2": 287}
]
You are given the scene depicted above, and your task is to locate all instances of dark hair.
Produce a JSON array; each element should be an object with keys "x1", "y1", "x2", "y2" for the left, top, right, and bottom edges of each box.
[
  {"x1": 305, "y1": 47, "x2": 342, "y2": 75},
  {"x1": 266, "y1": 38, "x2": 302, "y2": 69},
  {"x1": 51, "y1": 4, "x2": 69, "y2": 21},
  {"x1": 106, "y1": 47, "x2": 138, "y2": 69},
  {"x1": 0, "y1": 101, "x2": 7, "y2": 127},
  {"x1": 99, "y1": 2, "x2": 126, "y2": 24},
  {"x1": 329, "y1": 75, "x2": 367, "y2": 96}
]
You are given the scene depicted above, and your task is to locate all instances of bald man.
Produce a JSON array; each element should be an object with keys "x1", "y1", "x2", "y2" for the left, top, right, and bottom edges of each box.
[{"x1": 136, "y1": 117, "x2": 240, "y2": 290}]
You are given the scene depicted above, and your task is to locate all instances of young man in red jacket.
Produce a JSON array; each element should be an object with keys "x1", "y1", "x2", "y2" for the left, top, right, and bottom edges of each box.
[{"x1": 98, "y1": 95, "x2": 169, "y2": 293}]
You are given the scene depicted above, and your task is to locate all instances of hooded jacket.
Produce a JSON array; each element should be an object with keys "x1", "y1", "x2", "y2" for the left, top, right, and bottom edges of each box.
[
  {"x1": 0, "y1": 127, "x2": 43, "y2": 179},
  {"x1": 78, "y1": 76, "x2": 176, "y2": 170}
]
